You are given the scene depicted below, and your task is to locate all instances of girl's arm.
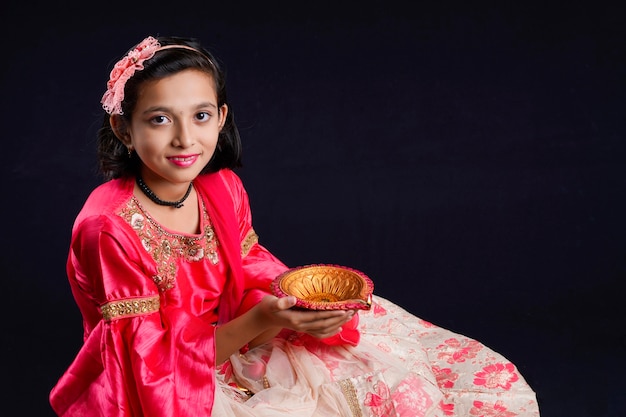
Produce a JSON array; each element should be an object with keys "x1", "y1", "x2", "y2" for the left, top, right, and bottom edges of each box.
[{"x1": 214, "y1": 295, "x2": 355, "y2": 364}]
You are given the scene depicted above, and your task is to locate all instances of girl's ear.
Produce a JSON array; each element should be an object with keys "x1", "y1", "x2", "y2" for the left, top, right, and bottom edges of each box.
[
  {"x1": 219, "y1": 104, "x2": 228, "y2": 130},
  {"x1": 110, "y1": 115, "x2": 131, "y2": 146}
]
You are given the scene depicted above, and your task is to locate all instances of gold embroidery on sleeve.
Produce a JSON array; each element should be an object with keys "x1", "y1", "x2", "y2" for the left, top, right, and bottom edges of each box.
[
  {"x1": 338, "y1": 379, "x2": 362, "y2": 417},
  {"x1": 101, "y1": 296, "x2": 160, "y2": 321},
  {"x1": 241, "y1": 228, "x2": 259, "y2": 258}
]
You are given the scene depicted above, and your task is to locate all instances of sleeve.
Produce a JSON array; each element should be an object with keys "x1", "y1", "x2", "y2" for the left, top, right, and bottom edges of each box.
[
  {"x1": 51, "y1": 215, "x2": 216, "y2": 417},
  {"x1": 219, "y1": 170, "x2": 289, "y2": 316}
]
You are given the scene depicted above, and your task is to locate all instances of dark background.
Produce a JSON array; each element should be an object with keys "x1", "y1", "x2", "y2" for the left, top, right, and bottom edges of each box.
[{"x1": 2, "y1": 2, "x2": 624, "y2": 416}]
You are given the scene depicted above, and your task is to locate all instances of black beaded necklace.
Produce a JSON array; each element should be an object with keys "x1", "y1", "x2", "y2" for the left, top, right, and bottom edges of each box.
[{"x1": 136, "y1": 176, "x2": 193, "y2": 209}]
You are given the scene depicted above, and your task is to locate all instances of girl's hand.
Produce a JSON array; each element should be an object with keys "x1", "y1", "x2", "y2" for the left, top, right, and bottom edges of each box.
[
  {"x1": 256, "y1": 295, "x2": 355, "y2": 339},
  {"x1": 215, "y1": 295, "x2": 356, "y2": 362}
]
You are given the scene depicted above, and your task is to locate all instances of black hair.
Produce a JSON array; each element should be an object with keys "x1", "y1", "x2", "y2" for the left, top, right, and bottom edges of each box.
[{"x1": 97, "y1": 36, "x2": 242, "y2": 180}]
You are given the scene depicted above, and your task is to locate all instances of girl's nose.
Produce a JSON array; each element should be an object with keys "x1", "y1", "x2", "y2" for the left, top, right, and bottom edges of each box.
[{"x1": 173, "y1": 121, "x2": 194, "y2": 148}]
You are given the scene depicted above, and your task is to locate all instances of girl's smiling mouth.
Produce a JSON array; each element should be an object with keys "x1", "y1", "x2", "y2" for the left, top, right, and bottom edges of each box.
[{"x1": 167, "y1": 154, "x2": 199, "y2": 167}]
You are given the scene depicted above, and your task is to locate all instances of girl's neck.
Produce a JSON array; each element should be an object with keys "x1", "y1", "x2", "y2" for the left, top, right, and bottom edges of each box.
[
  {"x1": 133, "y1": 181, "x2": 201, "y2": 235},
  {"x1": 136, "y1": 175, "x2": 193, "y2": 209}
]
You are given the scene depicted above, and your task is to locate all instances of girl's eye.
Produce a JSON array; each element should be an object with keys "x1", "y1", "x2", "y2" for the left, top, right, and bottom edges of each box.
[
  {"x1": 151, "y1": 115, "x2": 169, "y2": 125},
  {"x1": 196, "y1": 112, "x2": 210, "y2": 122}
]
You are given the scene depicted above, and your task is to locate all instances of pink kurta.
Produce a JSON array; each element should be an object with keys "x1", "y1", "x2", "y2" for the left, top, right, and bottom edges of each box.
[{"x1": 50, "y1": 169, "x2": 539, "y2": 416}]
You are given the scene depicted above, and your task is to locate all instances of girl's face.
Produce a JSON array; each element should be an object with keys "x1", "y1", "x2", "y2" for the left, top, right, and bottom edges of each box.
[{"x1": 125, "y1": 69, "x2": 227, "y2": 188}]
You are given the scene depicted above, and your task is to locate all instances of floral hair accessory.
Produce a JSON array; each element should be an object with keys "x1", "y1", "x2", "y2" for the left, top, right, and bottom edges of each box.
[
  {"x1": 101, "y1": 36, "x2": 209, "y2": 115},
  {"x1": 101, "y1": 36, "x2": 161, "y2": 115}
]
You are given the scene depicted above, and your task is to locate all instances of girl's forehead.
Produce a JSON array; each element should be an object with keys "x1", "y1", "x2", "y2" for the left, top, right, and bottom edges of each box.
[
  {"x1": 148, "y1": 69, "x2": 215, "y2": 91},
  {"x1": 138, "y1": 70, "x2": 218, "y2": 106}
]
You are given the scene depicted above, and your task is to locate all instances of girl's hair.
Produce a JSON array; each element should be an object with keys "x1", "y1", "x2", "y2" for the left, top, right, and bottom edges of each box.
[{"x1": 97, "y1": 36, "x2": 242, "y2": 180}]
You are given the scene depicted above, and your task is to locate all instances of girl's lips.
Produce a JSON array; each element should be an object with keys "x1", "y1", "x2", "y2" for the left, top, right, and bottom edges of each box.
[{"x1": 167, "y1": 154, "x2": 199, "y2": 167}]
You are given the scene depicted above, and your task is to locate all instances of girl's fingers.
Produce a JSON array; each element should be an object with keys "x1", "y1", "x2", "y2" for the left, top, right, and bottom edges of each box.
[
  {"x1": 275, "y1": 295, "x2": 297, "y2": 311},
  {"x1": 294, "y1": 311, "x2": 353, "y2": 333},
  {"x1": 267, "y1": 297, "x2": 356, "y2": 335}
]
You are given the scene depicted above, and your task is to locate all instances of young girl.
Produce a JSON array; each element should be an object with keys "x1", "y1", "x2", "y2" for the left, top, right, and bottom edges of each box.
[{"x1": 50, "y1": 35, "x2": 539, "y2": 416}]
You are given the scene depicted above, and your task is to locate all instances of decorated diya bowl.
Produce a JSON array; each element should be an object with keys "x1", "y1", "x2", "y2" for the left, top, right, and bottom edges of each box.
[{"x1": 271, "y1": 264, "x2": 373, "y2": 310}]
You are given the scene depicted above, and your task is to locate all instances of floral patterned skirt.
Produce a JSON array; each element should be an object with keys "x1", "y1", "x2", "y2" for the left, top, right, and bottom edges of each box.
[{"x1": 213, "y1": 295, "x2": 540, "y2": 417}]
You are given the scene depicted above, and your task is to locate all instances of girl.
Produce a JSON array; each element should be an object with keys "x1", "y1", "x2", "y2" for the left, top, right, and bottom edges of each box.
[{"x1": 50, "y1": 35, "x2": 539, "y2": 416}]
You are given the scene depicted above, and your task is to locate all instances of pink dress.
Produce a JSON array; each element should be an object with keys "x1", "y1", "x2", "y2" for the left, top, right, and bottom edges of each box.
[{"x1": 50, "y1": 169, "x2": 539, "y2": 416}]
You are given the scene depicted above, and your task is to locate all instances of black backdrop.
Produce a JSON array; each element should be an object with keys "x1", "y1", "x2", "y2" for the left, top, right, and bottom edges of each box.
[{"x1": 2, "y1": 2, "x2": 625, "y2": 416}]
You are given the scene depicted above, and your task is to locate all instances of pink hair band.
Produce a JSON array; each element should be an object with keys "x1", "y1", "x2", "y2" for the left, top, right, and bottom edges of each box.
[{"x1": 101, "y1": 37, "x2": 207, "y2": 115}]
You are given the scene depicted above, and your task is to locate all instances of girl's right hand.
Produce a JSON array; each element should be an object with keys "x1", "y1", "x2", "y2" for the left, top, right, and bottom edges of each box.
[
  {"x1": 215, "y1": 295, "x2": 355, "y2": 363},
  {"x1": 256, "y1": 295, "x2": 355, "y2": 340}
]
